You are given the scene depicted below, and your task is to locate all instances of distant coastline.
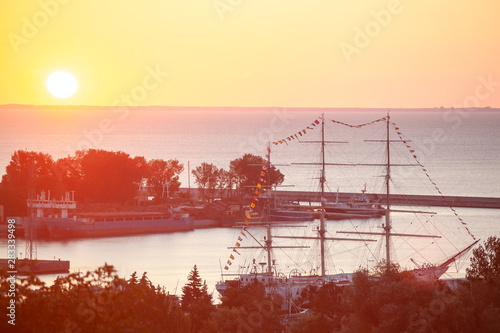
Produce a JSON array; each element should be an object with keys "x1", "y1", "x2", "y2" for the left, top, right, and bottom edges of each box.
[{"x1": 0, "y1": 104, "x2": 499, "y2": 112}]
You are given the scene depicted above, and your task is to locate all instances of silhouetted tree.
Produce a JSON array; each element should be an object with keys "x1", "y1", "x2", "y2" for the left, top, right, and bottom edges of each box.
[
  {"x1": 55, "y1": 150, "x2": 85, "y2": 194},
  {"x1": 0, "y1": 264, "x2": 189, "y2": 333},
  {"x1": 79, "y1": 149, "x2": 144, "y2": 204},
  {"x1": 216, "y1": 169, "x2": 233, "y2": 199},
  {"x1": 218, "y1": 279, "x2": 284, "y2": 332},
  {"x1": 229, "y1": 153, "x2": 284, "y2": 196},
  {"x1": 181, "y1": 265, "x2": 215, "y2": 330},
  {"x1": 192, "y1": 163, "x2": 220, "y2": 202},
  {"x1": 467, "y1": 236, "x2": 500, "y2": 283},
  {"x1": 0, "y1": 150, "x2": 60, "y2": 216},
  {"x1": 147, "y1": 158, "x2": 184, "y2": 202}
]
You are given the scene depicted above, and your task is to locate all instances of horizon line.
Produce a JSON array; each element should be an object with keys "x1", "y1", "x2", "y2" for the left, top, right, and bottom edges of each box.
[{"x1": 1, "y1": 104, "x2": 499, "y2": 111}]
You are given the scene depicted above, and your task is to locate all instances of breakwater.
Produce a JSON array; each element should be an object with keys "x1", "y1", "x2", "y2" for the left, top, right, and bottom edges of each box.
[{"x1": 272, "y1": 190, "x2": 500, "y2": 209}]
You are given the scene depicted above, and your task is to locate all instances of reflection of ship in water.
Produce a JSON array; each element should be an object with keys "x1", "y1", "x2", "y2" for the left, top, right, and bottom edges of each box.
[{"x1": 217, "y1": 114, "x2": 479, "y2": 306}]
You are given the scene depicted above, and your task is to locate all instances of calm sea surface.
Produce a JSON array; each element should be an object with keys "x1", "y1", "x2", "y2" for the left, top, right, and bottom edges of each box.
[{"x1": 0, "y1": 108, "x2": 499, "y2": 299}]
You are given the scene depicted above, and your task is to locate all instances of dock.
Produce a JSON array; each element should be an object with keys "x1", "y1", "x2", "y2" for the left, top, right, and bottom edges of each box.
[
  {"x1": 272, "y1": 190, "x2": 500, "y2": 209},
  {"x1": 0, "y1": 258, "x2": 70, "y2": 275}
]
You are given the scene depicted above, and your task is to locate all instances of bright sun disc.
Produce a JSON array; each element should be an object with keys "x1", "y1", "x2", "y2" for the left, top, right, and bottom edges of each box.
[{"x1": 46, "y1": 71, "x2": 78, "y2": 98}]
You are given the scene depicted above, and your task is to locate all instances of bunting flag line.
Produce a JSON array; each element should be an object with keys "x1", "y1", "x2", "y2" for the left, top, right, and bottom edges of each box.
[
  {"x1": 331, "y1": 116, "x2": 387, "y2": 128},
  {"x1": 224, "y1": 160, "x2": 269, "y2": 270},
  {"x1": 390, "y1": 121, "x2": 476, "y2": 241},
  {"x1": 273, "y1": 116, "x2": 323, "y2": 145}
]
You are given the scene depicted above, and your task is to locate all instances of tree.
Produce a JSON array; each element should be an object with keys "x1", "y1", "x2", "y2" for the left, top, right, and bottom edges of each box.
[
  {"x1": 466, "y1": 236, "x2": 500, "y2": 283},
  {"x1": 218, "y1": 280, "x2": 284, "y2": 332},
  {"x1": 79, "y1": 149, "x2": 145, "y2": 204},
  {"x1": 229, "y1": 154, "x2": 284, "y2": 196},
  {"x1": 338, "y1": 271, "x2": 438, "y2": 332},
  {"x1": 192, "y1": 163, "x2": 220, "y2": 202},
  {"x1": 371, "y1": 259, "x2": 401, "y2": 278},
  {"x1": 0, "y1": 150, "x2": 61, "y2": 216},
  {"x1": 147, "y1": 159, "x2": 184, "y2": 203},
  {"x1": 55, "y1": 150, "x2": 86, "y2": 195},
  {"x1": 181, "y1": 265, "x2": 215, "y2": 331},
  {"x1": 0, "y1": 264, "x2": 189, "y2": 333},
  {"x1": 216, "y1": 168, "x2": 234, "y2": 199}
]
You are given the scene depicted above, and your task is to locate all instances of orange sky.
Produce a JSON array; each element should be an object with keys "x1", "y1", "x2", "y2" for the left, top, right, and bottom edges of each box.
[{"x1": 1, "y1": 0, "x2": 499, "y2": 108}]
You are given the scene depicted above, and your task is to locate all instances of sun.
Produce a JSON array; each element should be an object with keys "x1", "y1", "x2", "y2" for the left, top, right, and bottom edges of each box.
[{"x1": 46, "y1": 71, "x2": 78, "y2": 98}]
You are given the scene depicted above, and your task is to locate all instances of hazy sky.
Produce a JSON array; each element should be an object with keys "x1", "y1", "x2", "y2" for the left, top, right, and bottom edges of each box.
[{"x1": 1, "y1": 0, "x2": 499, "y2": 108}]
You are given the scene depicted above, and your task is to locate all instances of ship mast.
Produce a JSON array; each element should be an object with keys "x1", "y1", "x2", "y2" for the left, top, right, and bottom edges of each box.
[
  {"x1": 228, "y1": 116, "x2": 378, "y2": 280},
  {"x1": 279, "y1": 114, "x2": 376, "y2": 278},
  {"x1": 265, "y1": 143, "x2": 273, "y2": 275},
  {"x1": 337, "y1": 112, "x2": 443, "y2": 272},
  {"x1": 227, "y1": 143, "x2": 308, "y2": 277},
  {"x1": 319, "y1": 114, "x2": 326, "y2": 277},
  {"x1": 384, "y1": 112, "x2": 391, "y2": 267},
  {"x1": 25, "y1": 158, "x2": 37, "y2": 260}
]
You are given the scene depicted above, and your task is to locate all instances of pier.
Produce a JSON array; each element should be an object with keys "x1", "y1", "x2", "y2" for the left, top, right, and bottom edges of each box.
[{"x1": 271, "y1": 190, "x2": 500, "y2": 209}]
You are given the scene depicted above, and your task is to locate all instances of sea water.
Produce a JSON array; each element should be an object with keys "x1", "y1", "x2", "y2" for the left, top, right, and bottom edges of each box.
[{"x1": 0, "y1": 108, "x2": 499, "y2": 298}]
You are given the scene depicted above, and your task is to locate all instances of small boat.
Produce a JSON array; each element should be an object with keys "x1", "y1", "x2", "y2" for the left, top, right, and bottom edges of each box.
[{"x1": 323, "y1": 186, "x2": 384, "y2": 219}]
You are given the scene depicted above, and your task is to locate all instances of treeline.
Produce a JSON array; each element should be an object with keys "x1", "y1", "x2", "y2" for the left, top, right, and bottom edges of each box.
[
  {"x1": 2, "y1": 237, "x2": 499, "y2": 332},
  {"x1": 191, "y1": 154, "x2": 283, "y2": 202},
  {"x1": 0, "y1": 150, "x2": 284, "y2": 217},
  {"x1": 0, "y1": 150, "x2": 183, "y2": 217}
]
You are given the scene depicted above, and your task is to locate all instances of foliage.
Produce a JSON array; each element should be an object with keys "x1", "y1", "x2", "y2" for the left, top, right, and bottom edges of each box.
[
  {"x1": 191, "y1": 163, "x2": 221, "y2": 202},
  {"x1": 0, "y1": 264, "x2": 189, "y2": 333},
  {"x1": 466, "y1": 236, "x2": 500, "y2": 283},
  {"x1": 339, "y1": 271, "x2": 438, "y2": 332},
  {"x1": 147, "y1": 158, "x2": 184, "y2": 202},
  {"x1": 288, "y1": 312, "x2": 336, "y2": 333},
  {"x1": 371, "y1": 259, "x2": 402, "y2": 278},
  {"x1": 202, "y1": 306, "x2": 249, "y2": 333},
  {"x1": 290, "y1": 268, "x2": 500, "y2": 333},
  {"x1": 78, "y1": 149, "x2": 145, "y2": 204},
  {"x1": 181, "y1": 265, "x2": 215, "y2": 331},
  {"x1": 218, "y1": 279, "x2": 284, "y2": 332},
  {"x1": 0, "y1": 150, "x2": 59, "y2": 216},
  {"x1": 216, "y1": 169, "x2": 235, "y2": 199},
  {"x1": 2, "y1": 258, "x2": 500, "y2": 332},
  {"x1": 0, "y1": 149, "x2": 187, "y2": 213},
  {"x1": 291, "y1": 282, "x2": 343, "y2": 332},
  {"x1": 229, "y1": 154, "x2": 284, "y2": 196},
  {"x1": 297, "y1": 282, "x2": 343, "y2": 317}
]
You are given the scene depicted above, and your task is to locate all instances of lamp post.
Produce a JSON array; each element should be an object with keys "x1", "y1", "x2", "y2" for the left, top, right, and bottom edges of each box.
[{"x1": 162, "y1": 180, "x2": 170, "y2": 206}]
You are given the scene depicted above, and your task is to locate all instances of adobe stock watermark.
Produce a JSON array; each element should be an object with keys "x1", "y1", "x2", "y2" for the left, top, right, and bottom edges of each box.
[
  {"x1": 339, "y1": 0, "x2": 408, "y2": 64},
  {"x1": 238, "y1": 108, "x2": 297, "y2": 155},
  {"x1": 408, "y1": 282, "x2": 458, "y2": 332},
  {"x1": 7, "y1": 0, "x2": 72, "y2": 54},
  {"x1": 392, "y1": 74, "x2": 499, "y2": 180},
  {"x1": 237, "y1": 298, "x2": 280, "y2": 333},
  {"x1": 213, "y1": 0, "x2": 244, "y2": 20},
  {"x1": 66, "y1": 65, "x2": 168, "y2": 154}
]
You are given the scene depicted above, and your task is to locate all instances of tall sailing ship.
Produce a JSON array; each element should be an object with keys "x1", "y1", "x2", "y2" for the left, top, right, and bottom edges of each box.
[{"x1": 216, "y1": 113, "x2": 478, "y2": 302}]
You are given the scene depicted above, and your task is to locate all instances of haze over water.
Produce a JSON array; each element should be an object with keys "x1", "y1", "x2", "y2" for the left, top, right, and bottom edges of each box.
[{"x1": 1, "y1": 108, "x2": 499, "y2": 197}]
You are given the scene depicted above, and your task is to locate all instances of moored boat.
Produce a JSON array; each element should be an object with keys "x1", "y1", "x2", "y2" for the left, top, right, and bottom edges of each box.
[
  {"x1": 217, "y1": 113, "x2": 479, "y2": 308},
  {"x1": 18, "y1": 213, "x2": 194, "y2": 239}
]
